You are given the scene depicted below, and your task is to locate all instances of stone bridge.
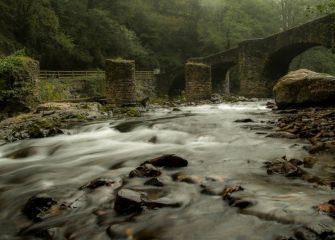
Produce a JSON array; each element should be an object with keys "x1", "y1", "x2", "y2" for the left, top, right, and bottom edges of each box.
[{"x1": 186, "y1": 14, "x2": 335, "y2": 100}]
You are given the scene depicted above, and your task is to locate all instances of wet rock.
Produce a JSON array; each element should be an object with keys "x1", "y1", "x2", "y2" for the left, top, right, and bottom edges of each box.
[
  {"x1": 289, "y1": 158, "x2": 304, "y2": 166},
  {"x1": 144, "y1": 178, "x2": 164, "y2": 187},
  {"x1": 221, "y1": 186, "x2": 253, "y2": 209},
  {"x1": 172, "y1": 108, "x2": 182, "y2": 112},
  {"x1": 210, "y1": 93, "x2": 222, "y2": 103},
  {"x1": 266, "y1": 132, "x2": 297, "y2": 139},
  {"x1": 144, "y1": 155, "x2": 188, "y2": 168},
  {"x1": 266, "y1": 156, "x2": 333, "y2": 188},
  {"x1": 148, "y1": 136, "x2": 158, "y2": 143},
  {"x1": 303, "y1": 156, "x2": 318, "y2": 168},
  {"x1": 129, "y1": 164, "x2": 162, "y2": 178},
  {"x1": 79, "y1": 177, "x2": 122, "y2": 191},
  {"x1": 107, "y1": 224, "x2": 133, "y2": 240},
  {"x1": 200, "y1": 187, "x2": 218, "y2": 196},
  {"x1": 205, "y1": 175, "x2": 225, "y2": 183},
  {"x1": 308, "y1": 142, "x2": 335, "y2": 154},
  {"x1": 171, "y1": 172, "x2": 204, "y2": 184},
  {"x1": 275, "y1": 109, "x2": 298, "y2": 114},
  {"x1": 318, "y1": 200, "x2": 335, "y2": 218},
  {"x1": 230, "y1": 199, "x2": 254, "y2": 209},
  {"x1": 114, "y1": 189, "x2": 143, "y2": 215},
  {"x1": 266, "y1": 101, "x2": 276, "y2": 109},
  {"x1": 265, "y1": 157, "x2": 304, "y2": 178},
  {"x1": 144, "y1": 198, "x2": 181, "y2": 209},
  {"x1": 242, "y1": 125, "x2": 273, "y2": 131},
  {"x1": 234, "y1": 118, "x2": 254, "y2": 123},
  {"x1": 221, "y1": 186, "x2": 244, "y2": 198},
  {"x1": 23, "y1": 194, "x2": 58, "y2": 222},
  {"x1": 305, "y1": 223, "x2": 335, "y2": 239},
  {"x1": 273, "y1": 69, "x2": 335, "y2": 109}
]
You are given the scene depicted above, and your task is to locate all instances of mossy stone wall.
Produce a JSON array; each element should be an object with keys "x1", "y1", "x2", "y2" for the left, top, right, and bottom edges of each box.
[
  {"x1": 105, "y1": 59, "x2": 136, "y2": 106},
  {"x1": 0, "y1": 56, "x2": 39, "y2": 113},
  {"x1": 185, "y1": 62, "x2": 212, "y2": 101}
]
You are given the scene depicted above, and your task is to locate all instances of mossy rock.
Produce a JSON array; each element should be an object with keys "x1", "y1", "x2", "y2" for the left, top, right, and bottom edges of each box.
[
  {"x1": 7, "y1": 118, "x2": 63, "y2": 141},
  {"x1": 125, "y1": 107, "x2": 141, "y2": 117},
  {"x1": 0, "y1": 55, "x2": 40, "y2": 113},
  {"x1": 273, "y1": 69, "x2": 335, "y2": 109}
]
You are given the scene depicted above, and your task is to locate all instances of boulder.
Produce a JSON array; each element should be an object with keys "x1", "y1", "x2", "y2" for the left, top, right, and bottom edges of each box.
[
  {"x1": 114, "y1": 189, "x2": 143, "y2": 214},
  {"x1": 273, "y1": 69, "x2": 335, "y2": 109}
]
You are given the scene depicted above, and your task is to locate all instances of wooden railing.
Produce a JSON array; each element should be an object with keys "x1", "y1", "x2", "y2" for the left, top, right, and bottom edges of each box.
[
  {"x1": 135, "y1": 71, "x2": 156, "y2": 81},
  {"x1": 40, "y1": 70, "x2": 157, "y2": 81},
  {"x1": 39, "y1": 71, "x2": 104, "y2": 80}
]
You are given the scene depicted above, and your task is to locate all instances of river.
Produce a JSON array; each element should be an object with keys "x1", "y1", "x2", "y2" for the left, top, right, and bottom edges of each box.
[{"x1": 0, "y1": 101, "x2": 334, "y2": 240}]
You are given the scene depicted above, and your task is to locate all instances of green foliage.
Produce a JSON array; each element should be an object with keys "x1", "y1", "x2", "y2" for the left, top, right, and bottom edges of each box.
[
  {"x1": 307, "y1": 0, "x2": 335, "y2": 14},
  {"x1": 290, "y1": 47, "x2": 335, "y2": 75},
  {"x1": 0, "y1": 0, "x2": 334, "y2": 82},
  {"x1": 39, "y1": 80, "x2": 69, "y2": 102}
]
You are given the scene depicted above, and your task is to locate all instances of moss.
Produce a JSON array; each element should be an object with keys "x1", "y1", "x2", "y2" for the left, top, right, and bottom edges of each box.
[
  {"x1": 8, "y1": 117, "x2": 63, "y2": 141},
  {"x1": 148, "y1": 95, "x2": 169, "y2": 105},
  {"x1": 125, "y1": 107, "x2": 141, "y2": 117}
]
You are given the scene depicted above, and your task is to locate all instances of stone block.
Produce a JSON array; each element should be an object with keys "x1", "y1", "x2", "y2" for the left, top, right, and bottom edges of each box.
[{"x1": 185, "y1": 62, "x2": 212, "y2": 101}]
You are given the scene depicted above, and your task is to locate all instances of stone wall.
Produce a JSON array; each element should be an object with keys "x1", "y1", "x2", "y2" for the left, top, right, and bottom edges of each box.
[
  {"x1": 185, "y1": 62, "x2": 212, "y2": 101},
  {"x1": 105, "y1": 59, "x2": 136, "y2": 106}
]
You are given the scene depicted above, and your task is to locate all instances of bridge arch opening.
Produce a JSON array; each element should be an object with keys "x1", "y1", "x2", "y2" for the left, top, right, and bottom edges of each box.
[
  {"x1": 212, "y1": 63, "x2": 237, "y2": 94},
  {"x1": 290, "y1": 46, "x2": 335, "y2": 75},
  {"x1": 168, "y1": 69, "x2": 185, "y2": 98},
  {"x1": 263, "y1": 43, "x2": 335, "y2": 91}
]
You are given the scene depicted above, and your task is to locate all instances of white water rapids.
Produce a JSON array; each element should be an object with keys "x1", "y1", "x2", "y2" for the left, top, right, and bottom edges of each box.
[{"x1": 0, "y1": 101, "x2": 334, "y2": 239}]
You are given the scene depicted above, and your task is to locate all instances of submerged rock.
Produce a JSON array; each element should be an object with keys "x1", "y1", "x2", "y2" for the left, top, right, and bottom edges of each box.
[
  {"x1": 79, "y1": 177, "x2": 122, "y2": 191},
  {"x1": 144, "y1": 178, "x2": 164, "y2": 187},
  {"x1": 266, "y1": 132, "x2": 297, "y2": 139},
  {"x1": 234, "y1": 118, "x2": 254, "y2": 123},
  {"x1": 144, "y1": 155, "x2": 188, "y2": 168},
  {"x1": 23, "y1": 194, "x2": 58, "y2": 222},
  {"x1": 273, "y1": 69, "x2": 335, "y2": 109},
  {"x1": 5, "y1": 147, "x2": 37, "y2": 159},
  {"x1": 144, "y1": 198, "x2": 181, "y2": 209}
]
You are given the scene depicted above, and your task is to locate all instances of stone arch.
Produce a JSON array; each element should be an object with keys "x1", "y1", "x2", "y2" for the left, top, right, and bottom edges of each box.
[
  {"x1": 168, "y1": 69, "x2": 185, "y2": 97},
  {"x1": 263, "y1": 42, "x2": 322, "y2": 89},
  {"x1": 211, "y1": 62, "x2": 236, "y2": 94}
]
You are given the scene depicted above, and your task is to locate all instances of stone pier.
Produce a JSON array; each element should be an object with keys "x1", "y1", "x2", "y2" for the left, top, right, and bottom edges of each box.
[
  {"x1": 0, "y1": 56, "x2": 39, "y2": 113},
  {"x1": 105, "y1": 59, "x2": 136, "y2": 106},
  {"x1": 185, "y1": 62, "x2": 212, "y2": 101}
]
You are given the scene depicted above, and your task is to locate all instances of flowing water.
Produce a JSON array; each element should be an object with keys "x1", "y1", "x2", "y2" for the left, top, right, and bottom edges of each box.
[{"x1": 0, "y1": 101, "x2": 334, "y2": 240}]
